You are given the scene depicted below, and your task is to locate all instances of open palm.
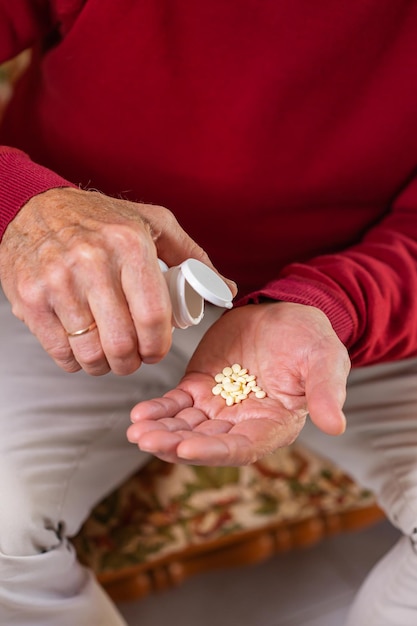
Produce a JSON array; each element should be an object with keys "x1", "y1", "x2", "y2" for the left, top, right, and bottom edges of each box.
[{"x1": 128, "y1": 302, "x2": 350, "y2": 465}]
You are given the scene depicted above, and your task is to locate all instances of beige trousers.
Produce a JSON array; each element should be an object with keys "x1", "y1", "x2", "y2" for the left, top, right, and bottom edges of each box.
[
  {"x1": 0, "y1": 287, "x2": 214, "y2": 625},
  {"x1": 1, "y1": 285, "x2": 417, "y2": 625}
]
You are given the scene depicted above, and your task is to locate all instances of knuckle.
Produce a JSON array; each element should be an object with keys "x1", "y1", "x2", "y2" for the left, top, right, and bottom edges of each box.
[
  {"x1": 156, "y1": 205, "x2": 176, "y2": 226},
  {"x1": 139, "y1": 305, "x2": 168, "y2": 328},
  {"x1": 104, "y1": 222, "x2": 141, "y2": 246},
  {"x1": 66, "y1": 241, "x2": 107, "y2": 269},
  {"x1": 42, "y1": 262, "x2": 71, "y2": 291},
  {"x1": 139, "y1": 333, "x2": 172, "y2": 364},
  {"x1": 103, "y1": 224, "x2": 151, "y2": 263},
  {"x1": 77, "y1": 345, "x2": 106, "y2": 368},
  {"x1": 111, "y1": 355, "x2": 142, "y2": 376},
  {"x1": 48, "y1": 344, "x2": 80, "y2": 371},
  {"x1": 142, "y1": 205, "x2": 178, "y2": 239},
  {"x1": 74, "y1": 350, "x2": 110, "y2": 376},
  {"x1": 103, "y1": 333, "x2": 138, "y2": 361},
  {"x1": 17, "y1": 279, "x2": 46, "y2": 309}
]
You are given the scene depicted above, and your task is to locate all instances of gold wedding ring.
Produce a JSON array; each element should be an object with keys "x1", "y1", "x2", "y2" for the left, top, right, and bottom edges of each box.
[{"x1": 66, "y1": 321, "x2": 98, "y2": 337}]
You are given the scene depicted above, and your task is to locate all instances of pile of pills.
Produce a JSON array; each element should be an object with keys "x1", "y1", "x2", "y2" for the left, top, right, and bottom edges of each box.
[{"x1": 211, "y1": 363, "x2": 267, "y2": 406}]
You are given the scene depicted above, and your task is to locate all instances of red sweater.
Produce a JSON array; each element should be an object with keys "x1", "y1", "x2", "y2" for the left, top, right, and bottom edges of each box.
[{"x1": 1, "y1": 1, "x2": 417, "y2": 367}]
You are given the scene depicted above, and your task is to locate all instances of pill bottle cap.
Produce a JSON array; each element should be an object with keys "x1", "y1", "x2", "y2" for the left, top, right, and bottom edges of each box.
[
  {"x1": 159, "y1": 258, "x2": 233, "y2": 329},
  {"x1": 179, "y1": 259, "x2": 233, "y2": 309}
]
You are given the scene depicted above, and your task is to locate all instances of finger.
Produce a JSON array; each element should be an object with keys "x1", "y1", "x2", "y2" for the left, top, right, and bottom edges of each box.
[
  {"x1": 59, "y1": 267, "x2": 160, "y2": 376},
  {"x1": 141, "y1": 437, "x2": 222, "y2": 466},
  {"x1": 73, "y1": 261, "x2": 145, "y2": 375},
  {"x1": 67, "y1": 323, "x2": 110, "y2": 376},
  {"x1": 127, "y1": 419, "x2": 171, "y2": 442},
  {"x1": 121, "y1": 253, "x2": 173, "y2": 364},
  {"x1": 135, "y1": 428, "x2": 234, "y2": 465},
  {"x1": 178, "y1": 414, "x2": 305, "y2": 465},
  {"x1": 136, "y1": 419, "x2": 290, "y2": 466},
  {"x1": 159, "y1": 408, "x2": 208, "y2": 431},
  {"x1": 305, "y1": 356, "x2": 350, "y2": 435},
  {"x1": 194, "y1": 419, "x2": 234, "y2": 435},
  {"x1": 30, "y1": 312, "x2": 82, "y2": 373},
  {"x1": 176, "y1": 434, "x2": 252, "y2": 465},
  {"x1": 127, "y1": 412, "x2": 201, "y2": 447},
  {"x1": 46, "y1": 267, "x2": 112, "y2": 374},
  {"x1": 307, "y1": 387, "x2": 347, "y2": 435},
  {"x1": 54, "y1": 242, "x2": 171, "y2": 374},
  {"x1": 6, "y1": 275, "x2": 84, "y2": 373},
  {"x1": 127, "y1": 411, "x2": 205, "y2": 443},
  {"x1": 87, "y1": 283, "x2": 142, "y2": 375},
  {"x1": 57, "y1": 294, "x2": 111, "y2": 376},
  {"x1": 131, "y1": 428, "x2": 198, "y2": 464},
  {"x1": 130, "y1": 389, "x2": 194, "y2": 422},
  {"x1": 127, "y1": 409, "x2": 232, "y2": 446}
]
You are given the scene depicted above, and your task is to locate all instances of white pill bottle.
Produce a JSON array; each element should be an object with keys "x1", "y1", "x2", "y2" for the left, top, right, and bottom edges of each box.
[{"x1": 158, "y1": 258, "x2": 233, "y2": 329}]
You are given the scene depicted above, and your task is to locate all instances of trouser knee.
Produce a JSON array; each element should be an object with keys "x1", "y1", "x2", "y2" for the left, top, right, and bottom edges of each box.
[{"x1": 0, "y1": 462, "x2": 65, "y2": 557}]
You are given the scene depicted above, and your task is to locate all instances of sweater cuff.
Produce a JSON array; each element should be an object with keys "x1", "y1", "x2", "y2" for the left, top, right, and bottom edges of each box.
[
  {"x1": 236, "y1": 276, "x2": 356, "y2": 348},
  {"x1": 0, "y1": 147, "x2": 77, "y2": 240}
]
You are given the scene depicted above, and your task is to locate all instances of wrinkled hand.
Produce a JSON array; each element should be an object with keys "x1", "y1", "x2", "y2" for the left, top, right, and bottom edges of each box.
[
  {"x1": 128, "y1": 302, "x2": 351, "y2": 465},
  {"x1": 0, "y1": 187, "x2": 235, "y2": 375}
]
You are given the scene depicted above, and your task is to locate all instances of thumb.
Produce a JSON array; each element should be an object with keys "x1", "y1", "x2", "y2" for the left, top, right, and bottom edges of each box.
[
  {"x1": 156, "y1": 220, "x2": 237, "y2": 297},
  {"x1": 308, "y1": 386, "x2": 347, "y2": 435},
  {"x1": 305, "y1": 363, "x2": 349, "y2": 436}
]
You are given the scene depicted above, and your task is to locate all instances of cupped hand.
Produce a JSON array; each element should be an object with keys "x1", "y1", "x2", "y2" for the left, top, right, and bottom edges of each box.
[
  {"x1": 0, "y1": 187, "x2": 236, "y2": 375},
  {"x1": 128, "y1": 302, "x2": 351, "y2": 466}
]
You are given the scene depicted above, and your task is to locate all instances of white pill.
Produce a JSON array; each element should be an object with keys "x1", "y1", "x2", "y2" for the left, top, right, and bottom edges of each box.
[{"x1": 211, "y1": 365, "x2": 266, "y2": 405}]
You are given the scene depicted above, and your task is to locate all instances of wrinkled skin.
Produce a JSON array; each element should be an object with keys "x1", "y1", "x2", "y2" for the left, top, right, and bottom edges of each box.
[
  {"x1": 128, "y1": 302, "x2": 350, "y2": 466},
  {"x1": 0, "y1": 187, "x2": 236, "y2": 376}
]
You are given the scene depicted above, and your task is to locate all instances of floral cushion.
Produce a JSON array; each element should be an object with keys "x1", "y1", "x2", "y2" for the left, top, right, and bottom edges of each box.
[{"x1": 72, "y1": 444, "x2": 383, "y2": 601}]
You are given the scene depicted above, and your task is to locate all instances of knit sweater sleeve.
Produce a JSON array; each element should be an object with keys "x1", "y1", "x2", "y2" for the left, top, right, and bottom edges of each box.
[
  {"x1": 239, "y1": 174, "x2": 417, "y2": 368},
  {"x1": 0, "y1": 147, "x2": 76, "y2": 240}
]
